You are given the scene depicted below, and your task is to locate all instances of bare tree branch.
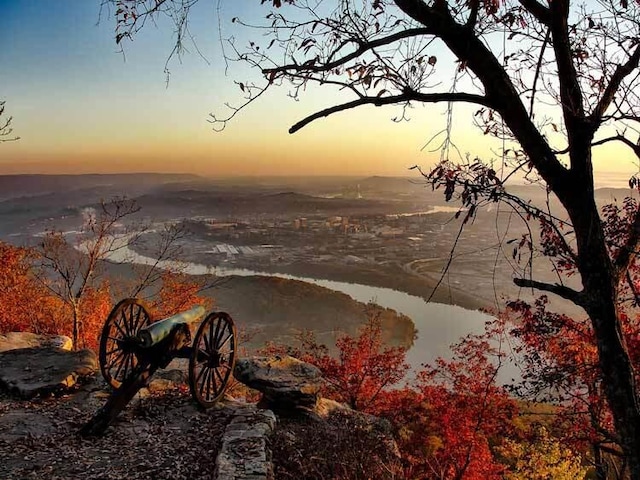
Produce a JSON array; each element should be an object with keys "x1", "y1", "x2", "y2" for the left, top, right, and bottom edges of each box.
[
  {"x1": 514, "y1": 277, "x2": 584, "y2": 304},
  {"x1": 590, "y1": 44, "x2": 640, "y2": 126},
  {"x1": 289, "y1": 90, "x2": 493, "y2": 133},
  {"x1": 592, "y1": 135, "x2": 640, "y2": 160},
  {"x1": 518, "y1": 0, "x2": 551, "y2": 25},
  {"x1": 263, "y1": 27, "x2": 432, "y2": 77},
  {"x1": 0, "y1": 101, "x2": 19, "y2": 142}
]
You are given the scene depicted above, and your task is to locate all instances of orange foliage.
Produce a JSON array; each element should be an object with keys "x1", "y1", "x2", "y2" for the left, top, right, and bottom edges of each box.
[
  {"x1": 0, "y1": 242, "x2": 67, "y2": 335},
  {"x1": 77, "y1": 282, "x2": 112, "y2": 350},
  {"x1": 403, "y1": 334, "x2": 517, "y2": 480},
  {"x1": 0, "y1": 241, "x2": 216, "y2": 353},
  {"x1": 147, "y1": 271, "x2": 213, "y2": 319},
  {"x1": 263, "y1": 308, "x2": 409, "y2": 412},
  {"x1": 263, "y1": 311, "x2": 517, "y2": 479}
]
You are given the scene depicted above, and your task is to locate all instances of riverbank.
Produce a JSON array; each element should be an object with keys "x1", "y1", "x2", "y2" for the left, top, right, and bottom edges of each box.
[{"x1": 242, "y1": 260, "x2": 491, "y2": 312}]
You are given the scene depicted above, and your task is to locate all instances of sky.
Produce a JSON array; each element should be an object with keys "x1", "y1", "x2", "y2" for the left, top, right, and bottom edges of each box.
[{"x1": 0, "y1": 0, "x2": 638, "y2": 183}]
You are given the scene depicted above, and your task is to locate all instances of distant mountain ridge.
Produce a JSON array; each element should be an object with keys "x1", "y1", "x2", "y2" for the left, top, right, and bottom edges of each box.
[{"x1": 0, "y1": 173, "x2": 202, "y2": 200}]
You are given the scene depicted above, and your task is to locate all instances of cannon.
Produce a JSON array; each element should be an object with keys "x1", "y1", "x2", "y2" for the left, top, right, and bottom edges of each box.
[{"x1": 81, "y1": 298, "x2": 236, "y2": 436}]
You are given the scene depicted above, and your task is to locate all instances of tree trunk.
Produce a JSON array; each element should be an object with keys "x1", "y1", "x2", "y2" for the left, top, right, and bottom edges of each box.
[
  {"x1": 72, "y1": 303, "x2": 80, "y2": 351},
  {"x1": 592, "y1": 444, "x2": 606, "y2": 480},
  {"x1": 565, "y1": 191, "x2": 640, "y2": 479}
]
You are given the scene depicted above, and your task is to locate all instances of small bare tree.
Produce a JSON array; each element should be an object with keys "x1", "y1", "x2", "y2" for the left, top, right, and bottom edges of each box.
[
  {"x1": 37, "y1": 198, "x2": 223, "y2": 349},
  {"x1": 37, "y1": 198, "x2": 141, "y2": 348}
]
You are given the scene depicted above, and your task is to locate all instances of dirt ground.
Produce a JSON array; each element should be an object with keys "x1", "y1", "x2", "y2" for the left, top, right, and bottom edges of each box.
[{"x1": 0, "y1": 380, "x2": 231, "y2": 480}]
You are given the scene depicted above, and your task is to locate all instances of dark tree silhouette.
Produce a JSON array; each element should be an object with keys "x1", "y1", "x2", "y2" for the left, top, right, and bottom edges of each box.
[{"x1": 105, "y1": 0, "x2": 640, "y2": 476}]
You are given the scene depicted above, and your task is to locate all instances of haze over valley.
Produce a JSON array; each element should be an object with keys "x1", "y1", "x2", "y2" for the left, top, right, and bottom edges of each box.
[{"x1": 1, "y1": 172, "x2": 631, "y2": 366}]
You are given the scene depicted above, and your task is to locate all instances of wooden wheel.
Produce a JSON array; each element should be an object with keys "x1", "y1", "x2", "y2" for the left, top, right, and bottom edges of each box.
[
  {"x1": 99, "y1": 298, "x2": 152, "y2": 389},
  {"x1": 189, "y1": 312, "x2": 236, "y2": 408}
]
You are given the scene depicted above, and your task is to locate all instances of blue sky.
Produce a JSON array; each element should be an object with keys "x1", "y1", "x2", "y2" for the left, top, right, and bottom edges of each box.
[{"x1": 0, "y1": 0, "x2": 477, "y2": 177}]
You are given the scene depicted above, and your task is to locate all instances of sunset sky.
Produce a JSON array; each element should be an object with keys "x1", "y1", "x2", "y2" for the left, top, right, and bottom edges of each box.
[{"x1": 0, "y1": 0, "x2": 638, "y2": 183}]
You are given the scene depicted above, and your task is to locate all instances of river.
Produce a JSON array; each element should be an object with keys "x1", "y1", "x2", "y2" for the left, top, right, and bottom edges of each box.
[{"x1": 104, "y1": 238, "x2": 505, "y2": 377}]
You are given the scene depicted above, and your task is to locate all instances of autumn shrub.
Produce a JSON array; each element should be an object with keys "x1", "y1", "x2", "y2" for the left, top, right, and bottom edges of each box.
[
  {"x1": 496, "y1": 426, "x2": 588, "y2": 480},
  {"x1": 0, "y1": 240, "x2": 220, "y2": 352},
  {"x1": 76, "y1": 282, "x2": 113, "y2": 350},
  {"x1": 262, "y1": 311, "x2": 530, "y2": 479},
  {"x1": 262, "y1": 306, "x2": 409, "y2": 413},
  {"x1": 0, "y1": 242, "x2": 67, "y2": 334}
]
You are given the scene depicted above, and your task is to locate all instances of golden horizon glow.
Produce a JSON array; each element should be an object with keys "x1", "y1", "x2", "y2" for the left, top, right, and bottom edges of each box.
[{"x1": 1, "y1": 2, "x2": 638, "y2": 186}]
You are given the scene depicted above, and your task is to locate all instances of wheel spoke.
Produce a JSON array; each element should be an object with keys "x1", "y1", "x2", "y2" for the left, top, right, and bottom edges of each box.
[
  {"x1": 201, "y1": 366, "x2": 211, "y2": 398},
  {"x1": 121, "y1": 353, "x2": 131, "y2": 381},
  {"x1": 127, "y1": 304, "x2": 136, "y2": 334},
  {"x1": 106, "y1": 349, "x2": 125, "y2": 368},
  {"x1": 197, "y1": 348, "x2": 210, "y2": 362},
  {"x1": 195, "y1": 363, "x2": 208, "y2": 386},
  {"x1": 217, "y1": 331, "x2": 233, "y2": 350},
  {"x1": 105, "y1": 346, "x2": 121, "y2": 356},
  {"x1": 120, "y1": 310, "x2": 131, "y2": 336},
  {"x1": 210, "y1": 367, "x2": 218, "y2": 398},
  {"x1": 132, "y1": 305, "x2": 142, "y2": 332},
  {"x1": 112, "y1": 320, "x2": 127, "y2": 338},
  {"x1": 106, "y1": 350, "x2": 125, "y2": 371},
  {"x1": 203, "y1": 329, "x2": 211, "y2": 354},
  {"x1": 214, "y1": 367, "x2": 225, "y2": 389},
  {"x1": 113, "y1": 352, "x2": 127, "y2": 380},
  {"x1": 213, "y1": 318, "x2": 223, "y2": 348},
  {"x1": 209, "y1": 322, "x2": 218, "y2": 352}
]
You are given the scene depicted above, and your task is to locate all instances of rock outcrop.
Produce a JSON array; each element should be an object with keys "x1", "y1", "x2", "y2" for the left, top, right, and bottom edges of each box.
[
  {"x1": 0, "y1": 332, "x2": 72, "y2": 352},
  {"x1": 0, "y1": 347, "x2": 97, "y2": 398},
  {"x1": 314, "y1": 397, "x2": 400, "y2": 456},
  {"x1": 233, "y1": 356, "x2": 322, "y2": 411}
]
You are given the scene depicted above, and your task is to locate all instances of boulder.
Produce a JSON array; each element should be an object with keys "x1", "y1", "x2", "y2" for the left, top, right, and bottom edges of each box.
[
  {"x1": 0, "y1": 332, "x2": 72, "y2": 352},
  {"x1": 234, "y1": 356, "x2": 322, "y2": 411},
  {"x1": 0, "y1": 347, "x2": 97, "y2": 398},
  {"x1": 314, "y1": 397, "x2": 395, "y2": 438}
]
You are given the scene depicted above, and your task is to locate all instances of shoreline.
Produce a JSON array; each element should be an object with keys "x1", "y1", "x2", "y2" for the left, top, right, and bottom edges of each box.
[{"x1": 189, "y1": 255, "x2": 494, "y2": 313}]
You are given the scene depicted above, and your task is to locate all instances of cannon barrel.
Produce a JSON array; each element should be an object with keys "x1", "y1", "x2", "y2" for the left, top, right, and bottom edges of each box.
[{"x1": 137, "y1": 305, "x2": 206, "y2": 348}]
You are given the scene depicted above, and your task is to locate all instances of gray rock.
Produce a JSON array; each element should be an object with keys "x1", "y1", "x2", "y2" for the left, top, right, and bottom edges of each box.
[
  {"x1": 234, "y1": 356, "x2": 322, "y2": 411},
  {"x1": 0, "y1": 410, "x2": 58, "y2": 441},
  {"x1": 321, "y1": 396, "x2": 393, "y2": 431},
  {"x1": 215, "y1": 402, "x2": 276, "y2": 480},
  {"x1": 0, "y1": 347, "x2": 97, "y2": 398},
  {"x1": 0, "y1": 332, "x2": 72, "y2": 352},
  {"x1": 314, "y1": 397, "x2": 400, "y2": 458}
]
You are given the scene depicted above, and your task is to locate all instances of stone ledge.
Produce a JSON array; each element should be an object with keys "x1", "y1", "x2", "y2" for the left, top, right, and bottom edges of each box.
[
  {"x1": 0, "y1": 333, "x2": 73, "y2": 352},
  {"x1": 215, "y1": 402, "x2": 277, "y2": 480},
  {"x1": 0, "y1": 347, "x2": 97, "y2": 398}
]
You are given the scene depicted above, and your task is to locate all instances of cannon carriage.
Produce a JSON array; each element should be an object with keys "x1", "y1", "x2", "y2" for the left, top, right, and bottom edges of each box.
[{"x1": 81, "y1": 299, "x2": 236, "y2": 436}]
